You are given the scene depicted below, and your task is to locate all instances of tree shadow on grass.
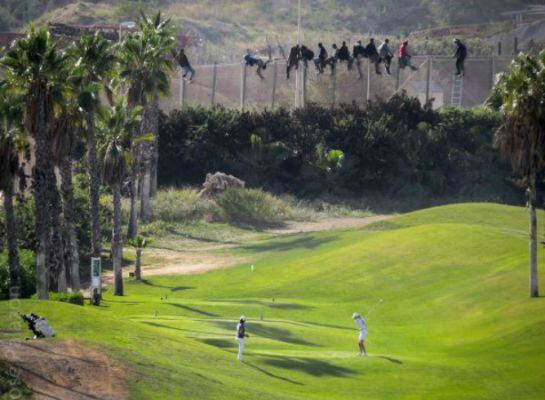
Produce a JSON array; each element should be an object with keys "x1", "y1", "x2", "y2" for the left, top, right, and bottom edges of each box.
[
  {"x1": 376, "y1": 355, "x2": 403, "y2": 364},
  {"x1": 242, "y1": 236, "x2": 335, "y2": 253},
  {"x1": 198, "y1": 338, "x2": 235, "y2": 348},
  {"x1": 167, "y1": 303, "x2": 219, "y2": 317},
  {"x1": 171, "y1": 286, "x2": 194, "y2": 292},
  {"x1": 210, "y1": 299, "x2": 313, "y2": 311},
  {"x1": 209, "y1": 320, "x2": 317, "y2": 347},
  {"x1": 261, "y1": 355, "x2": 356, "y2": 377},
  {"x1": 244, "y1": 361, "x2": 304, "y2": 386}
]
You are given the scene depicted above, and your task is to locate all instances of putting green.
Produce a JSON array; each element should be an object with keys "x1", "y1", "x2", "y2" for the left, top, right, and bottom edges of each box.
[{"x1": 1, "y1": 203, "x2": 545, "y2": 399}]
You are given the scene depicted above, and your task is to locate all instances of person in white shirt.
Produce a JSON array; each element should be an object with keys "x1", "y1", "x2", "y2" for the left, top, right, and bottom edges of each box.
[
  {"x1": 352, "y1": 312, "x2": 367, "y2": 357},
  {"x1": 235, "y1": 316, "x2": 249, "y2": 361}
]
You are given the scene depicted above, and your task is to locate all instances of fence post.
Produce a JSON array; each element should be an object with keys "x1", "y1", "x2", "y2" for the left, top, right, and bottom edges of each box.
[
  {"x1": 179, "y1": 69, "x2": 186, "y2": 110},
  {"x1": 271, "y1": 61, "x2": 277, "y2": 109},
  {"x1": 366, "y1": 58, "x2": 371, "y2": 103},
  {"x1": 331, "y1": 65, "x2": 337, "y2": 107},
  {"x1": 211, "y1": 62, "x2": 217, "y2": 106},
  {"x1": 240, "y1": 63, "x2": 247, "y2": 111},
  {"x1": 395, "y1": 62, "x2": 401, "y2": 92},
  {"x1": 302, "y1": 66, "x2": 307, "y2": 108},
  {"x1": 497, "y1": 42, "x2": 502, "y2": 56},
  {"x1": 514, "y1": 37, "x2": 519, "y2": 54},
  {"x1": 425, "y1": 56, "x2": 432, "y2": 105},
  {"x1": 490, "y1": 56, "x2": 496, "y2": 89}
]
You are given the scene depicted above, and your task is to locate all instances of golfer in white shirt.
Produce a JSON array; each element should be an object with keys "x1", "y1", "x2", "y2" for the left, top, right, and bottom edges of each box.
[{"x1": 352, "y1": 312, "x2": 367, "y2": 357}]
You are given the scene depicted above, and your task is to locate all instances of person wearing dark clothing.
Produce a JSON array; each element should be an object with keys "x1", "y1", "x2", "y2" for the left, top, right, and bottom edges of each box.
[
  {"x1": 353, "y1": 40, "x2": 367, "y2": 79},
  {"x1": 366, "y1": 38, "x2": 381, "y2": 75},
  {"x1": 314, "y1": 42, "x2": 328, "y2": 74},
  {"x1": 337, "y1": 41, "x2": 353, "y2": 70},
  {"x1": 300, "y1": 45, "x2": 314, "y2": 69},
  {"x1": 286, "y1": 44, "x2": 301, "y2": 79},
  {"x1": 172, "y1": 48, "x2": 195, "y2": 81},
  {"x1": 244, "y1": 49, "x2": 270, "y2": 80},
  {"x1": 378, "y1": 39, "x2": 394, "y2": 75},
  {"x1": 453, "y1": 38, "x2": 467, "y2": 77}
]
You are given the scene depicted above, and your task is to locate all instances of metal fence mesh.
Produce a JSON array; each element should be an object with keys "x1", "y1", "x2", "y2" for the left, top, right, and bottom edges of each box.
[{"x1": 161, "y1": 56, "x2": 514, "y2": 112}]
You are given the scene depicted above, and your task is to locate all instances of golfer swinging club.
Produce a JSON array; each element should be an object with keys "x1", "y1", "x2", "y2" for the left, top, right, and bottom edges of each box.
[
  {"x1": 236, "y1": 315, "x2": 249, "y2": 362},
  {"x1": 352, "y1": 312, "x2": 367, "y2": 357}
]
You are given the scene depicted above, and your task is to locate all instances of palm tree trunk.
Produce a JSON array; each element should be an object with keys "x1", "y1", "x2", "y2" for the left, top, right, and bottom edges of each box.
[
  {"x1": 2, "y1": 170, "x2": 21, "y2": 299},
  {"x1": 87, "y1": 113, "x2": 102, "y2": 260},
  {"x1": 528, "y1": 177, "x2": 539, "y2": 298},
  {"x1": 127, "y1": 162, "x2": 139, "y2": 239},
  {"x1": 112, "y1": 182, "x2": 124, "y2": 296},
  {"x1": 150, "y1": 135, "x2": 158, "y2": 197},
  {"x1": 60, "y1": 157, "x2": 80, "y2": 291},
  {"x1": 48, "y1": 164, "x2": 66, "y2": 293},
  {"x1": 31, "y1": 85, "x2": 51, "y2": 299},
  {"x1": 135, "y1": 248, "x2": 142, "y2": 281},
  {"x1": 139, "y1": 104, "x2": 155, "y2": 223}
]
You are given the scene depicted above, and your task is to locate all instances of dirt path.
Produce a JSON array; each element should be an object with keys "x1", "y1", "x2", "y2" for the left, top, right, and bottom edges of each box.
[
  {"x1": 105, "y1": 215, "x2": 391, "y2": 281},
  {"x1": 0, "y1": 340, "x2": 128, "y2": 400}
]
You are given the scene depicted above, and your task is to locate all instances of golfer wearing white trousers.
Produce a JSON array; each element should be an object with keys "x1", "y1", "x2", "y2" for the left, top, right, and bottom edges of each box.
[{"x1": 236, "y1": 316, "x2": 248, "y2": 361}]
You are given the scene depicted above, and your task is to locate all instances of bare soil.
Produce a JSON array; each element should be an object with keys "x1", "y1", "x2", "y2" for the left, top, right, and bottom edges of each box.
[{"x1": 0, "y1": 340, "x2": 128, "y2": 400}]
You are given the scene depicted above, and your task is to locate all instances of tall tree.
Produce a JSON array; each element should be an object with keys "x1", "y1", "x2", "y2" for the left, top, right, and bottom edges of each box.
[
  {"x1": 1, "y1": 27, "x2": 67, "y2": 299},
  {"x1": 98, "y1": 100, "x2": 142, "y2": 296},
  {"x1": 118, "y1": 12, "x2": 176, "y2": 232},
  {"x1": 0, "y1": 85, "x2": 23, "y2": 298},
  {"x1": 493, "y1": 50, "x2": 545, "y2": 298},
  {"x1": 68, "y1": 34, "x2": 116, "y2": 265}
]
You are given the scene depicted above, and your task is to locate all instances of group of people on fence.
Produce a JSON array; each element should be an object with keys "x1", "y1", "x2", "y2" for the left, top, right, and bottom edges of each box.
[
  {"x1": 243, "y1": 38, "x2": 467, "y2": 81},
  {"x1": 173, "y1": 38, "x2": 467, "y2": 84}
]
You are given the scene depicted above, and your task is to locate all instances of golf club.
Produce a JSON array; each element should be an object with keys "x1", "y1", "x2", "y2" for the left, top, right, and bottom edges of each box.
[{"x1": 365, "y1": 299, "x2": 384, "y2": 319}]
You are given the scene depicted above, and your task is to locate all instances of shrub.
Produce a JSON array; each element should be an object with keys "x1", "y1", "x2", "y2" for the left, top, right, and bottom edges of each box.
[
  {"x1": 0, "y1": 249, "x2": 36, "y2": 299},
  {"x1": 153, "y1": 188, "x2": 217, "y2": 222},
  {"x1": 216, "y1": 188, "x2": 291, "y2": 226},
  {"x1": 48, "y1": 291, "x2": 85, "y2": 306}
]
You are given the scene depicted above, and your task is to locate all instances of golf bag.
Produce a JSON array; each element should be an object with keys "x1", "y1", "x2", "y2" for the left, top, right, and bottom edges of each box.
[{"x1": 20, "y1": 313, "x2": 55, "y2": 338}]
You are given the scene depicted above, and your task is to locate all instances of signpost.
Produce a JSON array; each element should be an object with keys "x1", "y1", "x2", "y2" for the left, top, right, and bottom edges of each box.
[{"x1": 91, "y1": 257, "x2": 102, "y2": 294}]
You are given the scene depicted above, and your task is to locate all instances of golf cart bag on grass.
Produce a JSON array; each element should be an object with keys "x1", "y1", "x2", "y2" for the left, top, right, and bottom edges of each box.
[{"x1": 19, "y1": 313, "x2": 55, "y2": 339}]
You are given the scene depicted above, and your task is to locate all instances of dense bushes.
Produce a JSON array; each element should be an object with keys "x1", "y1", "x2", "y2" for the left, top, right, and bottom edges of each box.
[
  {"x1": 159, "y1": 94, "x2": 521, "y2": 206},
  {"x1": 0, "y1": 249, "x2": 35, "y2": 299},
  {"x1": 48, "y1": 291, "x2": 85, "y2": 306}
]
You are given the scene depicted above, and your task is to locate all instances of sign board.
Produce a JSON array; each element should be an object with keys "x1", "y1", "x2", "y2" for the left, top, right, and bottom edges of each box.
[{"x1": 91, "y1": 257, "x2": 102, "y2": 293}]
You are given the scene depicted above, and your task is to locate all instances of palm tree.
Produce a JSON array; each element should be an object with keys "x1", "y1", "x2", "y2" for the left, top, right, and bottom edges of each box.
[
  {"x1": 127, "y1": 235, "x2": 152, "y2": 281},
  {"x1": 0, "y1": 85, "x2": 24, "y2": 298},
  {"x1": 68, "y1": 33, "x2": 116, "y2": 268},
  {"x1": 52, "y1": 105, "x2": 82, "y2": 291},
  {"x1": 1, "y1": 27, "x2": 67, "y2": 299},
  {"x1": 493, "y1": 50, "x2": 545, "y2": 298},
  {"x1": 118, "y1": 12, "x2": 176, "y2": 231},
  {"x1": 98, "y1": 100, "x2": 142, "y2": 296}
]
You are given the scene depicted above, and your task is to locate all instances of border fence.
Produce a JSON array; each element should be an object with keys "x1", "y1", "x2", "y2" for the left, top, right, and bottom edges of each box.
[{"x1": 160, "y1": 55, "x2": 514, "y2": 112}]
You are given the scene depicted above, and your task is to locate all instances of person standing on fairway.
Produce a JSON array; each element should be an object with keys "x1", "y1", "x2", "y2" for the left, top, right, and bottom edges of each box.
[
  {"x1": 236, "y1": 316, "x2": 249, "y2": 362},
  {"x1": 352, "y1": 312, "x2": 367, "y2": 357}
]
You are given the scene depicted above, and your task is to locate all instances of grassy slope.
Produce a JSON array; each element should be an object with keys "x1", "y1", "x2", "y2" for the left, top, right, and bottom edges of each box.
[{"x1": 1, "y1": 203, "x2": 545, "y2": 399}]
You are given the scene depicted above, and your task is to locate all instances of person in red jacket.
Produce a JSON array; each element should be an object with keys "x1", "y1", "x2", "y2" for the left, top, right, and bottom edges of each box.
[{"x1": 399, "y1": 40, "x2": 418, "y2": 71}]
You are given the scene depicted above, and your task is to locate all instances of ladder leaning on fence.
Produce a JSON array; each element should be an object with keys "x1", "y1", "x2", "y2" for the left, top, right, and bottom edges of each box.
[{"x1": 451, "y1": 74, "x2": 464, "y2": 107}]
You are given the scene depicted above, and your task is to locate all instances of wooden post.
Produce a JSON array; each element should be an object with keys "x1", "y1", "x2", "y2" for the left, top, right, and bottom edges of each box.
[
  {"x1": 425, "y1": 56, "x2": 432, "y2": 105},
  {"x1": 240, "y1": 63, "x2": 247, "y2": 111},
  {"x1": 271, "y1": 61, "x2": 277, "y2": 109},
  {"x1": 211, "y1": 62, "x2": 217, "y2": 106},
  {"x1": 497, "y1": 42, "x2": 502, "y2": 56}
]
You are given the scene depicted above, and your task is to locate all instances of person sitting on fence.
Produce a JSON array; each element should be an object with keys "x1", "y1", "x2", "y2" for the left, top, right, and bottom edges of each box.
[
  {"x1": 314, "y1": 42, "x2": 329, "y2": 74},
  {"x1": 399, "y1": 40, "x2": 418, "y2": 71},
  {"x1": 324, "y1": 43, "x2": 340, "y2": 75},
  {"x1": 244, "y1": 49, "x2": 269, "y2": 80},
  {"x1": 366, "y1": 38, "x2": 381, "y2": 75},
  {"x1": 337, "y1": 41, "x2": 354, "y2": 70},
  {"x1": 172, "y1": 48, "x2": 195, "y2": 82},
  {"x1": 453, "y1": 38, "x2": 467, "y2": 77},
  {"x1": 353, "y1": 40, "x2": 367, "y2": 79},
  {"x1": 378, "y1": 38, "x2": 394, "y2": 75},
  {"x1": 286, "y1": 44, "x2": 301, "y2": 79},
  {"x1": 300, "y1": 45, "x2": 315, "y2": 69}
]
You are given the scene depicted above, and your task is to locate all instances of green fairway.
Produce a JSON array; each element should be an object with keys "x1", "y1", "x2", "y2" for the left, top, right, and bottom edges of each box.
[{"x1": 1, "y1": 203, "x2": 545, "y2": 399}]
